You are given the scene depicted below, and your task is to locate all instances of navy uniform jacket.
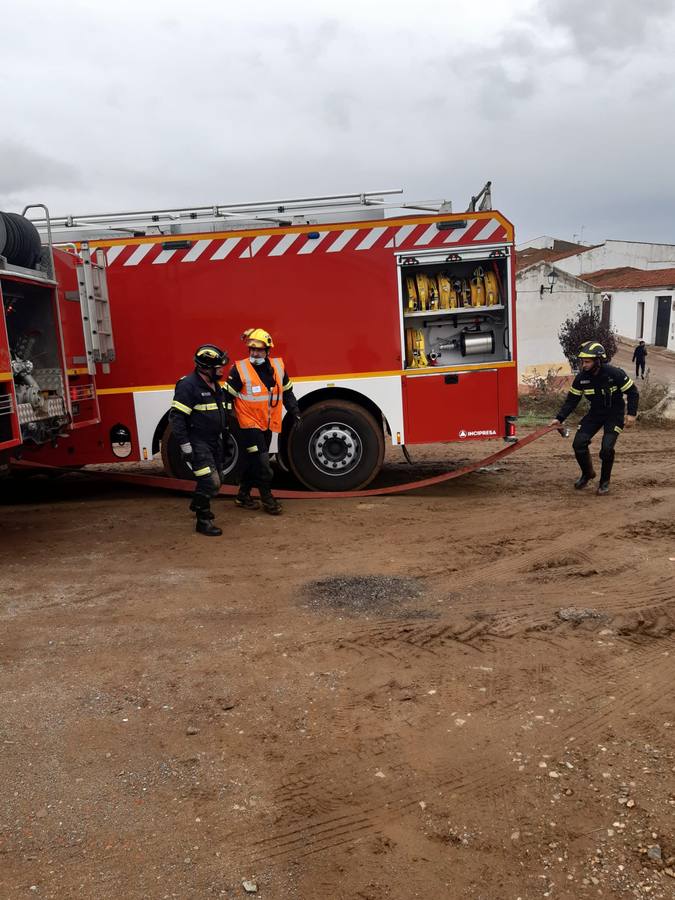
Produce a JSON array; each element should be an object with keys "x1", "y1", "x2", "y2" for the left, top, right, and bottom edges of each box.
[
  {"x1": 556, "y1": 364, "x2": 639, "y2": 423},
  {"x1": 169, "y1": 370, "x2": 239, "y2": 446}
]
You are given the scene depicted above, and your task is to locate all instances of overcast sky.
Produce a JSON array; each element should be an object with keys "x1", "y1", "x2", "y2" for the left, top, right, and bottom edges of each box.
[{"x1": 2, "y1": 0, "x2": 675, "y2": 245}]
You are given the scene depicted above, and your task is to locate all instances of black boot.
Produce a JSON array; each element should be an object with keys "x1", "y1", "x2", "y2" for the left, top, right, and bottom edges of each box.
[
  {"x1": 260, "y1": 490, "x2": 282, "y2": 515},
  {"x1": 234, "y1": 491, "x2": 260, "y2": 510},
  {"x1": 574, "y1": 451, "x2": 596, "y2": 489},
  {"x1": 196, "y1": 512, "x2": 222, "y2": 536},
  {"x1": 597, "y1": 458, "x2": 613, "y2": 496},
  {"x1": 191, "y1": 495, "x2": 222, "y2": 535}
]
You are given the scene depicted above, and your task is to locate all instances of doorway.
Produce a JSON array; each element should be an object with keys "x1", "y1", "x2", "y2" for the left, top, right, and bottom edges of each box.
[
  {"x1": 654, "y1": 296, "x2": 672, "y2": 347},
  {"x1": 636, "y1": 301, "x2": 645, "y2": 339}
]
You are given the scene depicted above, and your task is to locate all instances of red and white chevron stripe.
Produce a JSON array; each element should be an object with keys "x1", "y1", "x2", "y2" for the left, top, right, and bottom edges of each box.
[{"x1": 102, "y1": 217, "x2": 509, "y2": 267}]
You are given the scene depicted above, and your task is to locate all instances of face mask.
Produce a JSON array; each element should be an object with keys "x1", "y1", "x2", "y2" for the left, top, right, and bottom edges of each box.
[{"x1": 250, "y1": 355, "x2": 265, "y2": 366}]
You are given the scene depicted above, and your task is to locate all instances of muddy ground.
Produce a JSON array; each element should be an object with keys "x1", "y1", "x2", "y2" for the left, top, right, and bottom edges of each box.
[{"x1": 1, "y1": 425, "x2": 674, "y2": 900}]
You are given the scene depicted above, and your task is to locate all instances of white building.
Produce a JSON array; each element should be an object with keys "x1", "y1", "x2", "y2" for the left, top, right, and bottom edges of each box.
[
  {"x1": 519, "y1": 237, "x2": 675, "y2": 275},
  {"x1": 516, "y1": 259, "x2": 596, "y2": 383},
  {"x1": 581, "y1": 268, "x2": 675, "y2": 351},
  {"x1": 515, "y1": 239, "x2": 675, "y2": 385}
]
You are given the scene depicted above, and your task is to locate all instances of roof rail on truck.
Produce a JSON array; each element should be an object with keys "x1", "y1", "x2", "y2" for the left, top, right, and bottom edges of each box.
[{"x1": 25, "y1": 189, "x2": 462, "y2": 241}]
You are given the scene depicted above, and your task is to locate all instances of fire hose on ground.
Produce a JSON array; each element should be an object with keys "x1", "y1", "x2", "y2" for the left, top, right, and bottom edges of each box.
[{"x1": 11, "y1": 425, "x2": 564, "y2": 499}]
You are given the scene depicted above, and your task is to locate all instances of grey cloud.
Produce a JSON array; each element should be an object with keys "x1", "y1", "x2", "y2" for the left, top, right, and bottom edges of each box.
[
  {"x1": 282, "y1": 17, "x2": 343, "y2": 63},
  {"x1": 0, "y1": 140, "x2": 79, "y2": 195},
  {"x1": 475, "y1": 66, "x2": 537, "y2": 118},
  {"x1": 500, "y1": 26, "x2": 539, "y2": 58},
  {"x1": 540, "y1": 0, "x2": 675, "y2": 56},
  {"x1": 443, "y1": 24, "x2": 547, "y2": 120},
  {"x1": 1, "y1": 1, "x2": 675, "y2": 244},
  {"x1": 319, "y1": 91, "x2": 355, "y2": 131}
]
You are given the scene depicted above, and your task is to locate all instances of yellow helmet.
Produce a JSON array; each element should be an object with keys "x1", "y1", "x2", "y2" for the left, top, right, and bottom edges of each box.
[
  {"x1": 243, "y1": 327, "x2": 274, "y2": 349},
  {"x1": 577, "y1": 341, "x2": 606, "y2": 359}
]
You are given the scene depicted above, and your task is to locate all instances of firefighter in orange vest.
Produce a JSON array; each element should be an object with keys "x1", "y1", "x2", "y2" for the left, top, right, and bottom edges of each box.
[{"x1": 227, "y1": 328, "x2": 301, "y2": 515}]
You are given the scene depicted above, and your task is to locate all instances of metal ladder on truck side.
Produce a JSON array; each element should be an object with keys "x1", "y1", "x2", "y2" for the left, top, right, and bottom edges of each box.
[{"x1": 76, "y1": 242, "x2": 115, "y2": 375}]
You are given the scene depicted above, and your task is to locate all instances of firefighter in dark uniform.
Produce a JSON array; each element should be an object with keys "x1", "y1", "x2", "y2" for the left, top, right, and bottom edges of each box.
[
  {"x1": 169, "y1": 344, "x2": 238, "y2": 536},
  {"x1": 227, "y1": 328, "x2": 301, "y2": 515},
  {"x1": 550, "y1": 341, "x2": 639, "y2": 495}
]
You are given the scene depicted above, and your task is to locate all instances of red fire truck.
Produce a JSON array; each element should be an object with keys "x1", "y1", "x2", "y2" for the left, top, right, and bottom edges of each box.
[
  {"x1": 1, "y1": 206, "x2": 113, "y2": 472},
  {"x1": 22, "y1": 188, "x2": 518, "y2": 491}
]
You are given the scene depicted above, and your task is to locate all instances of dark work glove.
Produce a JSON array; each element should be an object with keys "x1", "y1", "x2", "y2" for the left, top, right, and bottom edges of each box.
[
  {"x1": 180, "y1": 442, "x2": 193, "y2": 470},
  {"x1": 293, "y1": 412, "x2": 303, "y2": 429}
]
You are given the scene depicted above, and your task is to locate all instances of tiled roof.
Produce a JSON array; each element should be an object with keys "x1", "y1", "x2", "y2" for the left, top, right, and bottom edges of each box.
[
  {"x1": 581, "y1": 267, "x2": 675, "y2": 290},
  {"x1": 516, "y1": 242, "x2": 595, "y2": 273}
]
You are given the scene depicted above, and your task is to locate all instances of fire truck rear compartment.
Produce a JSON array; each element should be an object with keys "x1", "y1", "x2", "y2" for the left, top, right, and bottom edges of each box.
[
  {"x1": 2, "y1": 278, "x2": 68, "y2": 445},
  {"x1": 400, "y1": 256, "x2": 511, "y2": 369}
]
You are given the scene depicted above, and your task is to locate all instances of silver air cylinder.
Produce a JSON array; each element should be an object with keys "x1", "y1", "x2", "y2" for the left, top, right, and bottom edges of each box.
[{"x1": 460, "y1": 330, "x2": 495, "y2": 356}]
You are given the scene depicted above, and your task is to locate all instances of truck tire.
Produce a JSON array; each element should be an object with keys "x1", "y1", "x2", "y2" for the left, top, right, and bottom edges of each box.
[
  {"x1": 0, "y1": 212, "x2": 42, "y2": 269},
  {"x1": 287, "y1": 399, "x2": 384, "y2": 491},
  {"x1": 160, "y1": 422, "x2": 242, "y2": 484}
]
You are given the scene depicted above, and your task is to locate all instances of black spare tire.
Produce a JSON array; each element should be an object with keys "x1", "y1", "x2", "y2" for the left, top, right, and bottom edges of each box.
[{"x1": 0, "y1": 212, "x2": 42, "y2": 269}]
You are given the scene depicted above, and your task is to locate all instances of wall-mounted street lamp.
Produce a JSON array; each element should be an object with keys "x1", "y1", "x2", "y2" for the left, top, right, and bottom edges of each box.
[{"x1": 540, "y1": 269, "x2": 557, "y2": 297}]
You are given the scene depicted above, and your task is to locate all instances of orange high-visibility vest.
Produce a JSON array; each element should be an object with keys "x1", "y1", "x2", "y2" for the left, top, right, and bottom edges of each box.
[{"x1": 233, "y1": 357, "x2": 285, "y2": 433}]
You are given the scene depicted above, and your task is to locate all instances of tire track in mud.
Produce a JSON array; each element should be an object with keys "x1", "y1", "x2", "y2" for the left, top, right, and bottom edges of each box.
[
  {"x1": 290, "y1": 573, "x2": 674, "y2": 791},
  {"x1": 385, "y1": 611, "x2": 675, "y2": 734},
  {"x1": 440, "y1": 507, "x2": 674, "y2": 599},
  {"x1": 298, "y1": 500, "x2": 675, "y2": 661},
  {"x1": 561, "y1": 640, "x2": 674, "y2": 744},
  {"x1": 273, "y1": 781, "x2": 368, "y2": 827},
  {"x1": 236, "y1": 501, "x2": 675, "y2": 864},
  {"x1": 233, "y1": 633, "x2": 674, "y2": 866},
  {"x1": 308, "y1": 575, "x2": 674, "y2": 668}
]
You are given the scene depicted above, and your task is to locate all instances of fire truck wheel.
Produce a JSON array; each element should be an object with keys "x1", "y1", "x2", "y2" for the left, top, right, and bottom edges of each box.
[
  {"x1": 288, "y1": 400, "x2": 384, "y2": 491},
  {"x1": 160, "y1": 423, "x2": 242, "y2": 484}
]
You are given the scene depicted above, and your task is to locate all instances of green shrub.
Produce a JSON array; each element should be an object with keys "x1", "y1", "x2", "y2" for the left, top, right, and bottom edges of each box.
[{"x1": 558, "y1": 305, "x2": 618, "y2": 367}]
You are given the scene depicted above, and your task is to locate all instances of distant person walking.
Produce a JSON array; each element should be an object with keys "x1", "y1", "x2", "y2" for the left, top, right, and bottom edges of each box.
[{"x1": 632, "y1": 340, "x2": 647, "y2": 379}]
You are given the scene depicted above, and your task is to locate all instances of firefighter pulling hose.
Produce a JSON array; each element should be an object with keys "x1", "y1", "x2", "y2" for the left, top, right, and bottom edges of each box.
[{"x1": 550, "y1": 341, "x2": 639, "y2": 495}]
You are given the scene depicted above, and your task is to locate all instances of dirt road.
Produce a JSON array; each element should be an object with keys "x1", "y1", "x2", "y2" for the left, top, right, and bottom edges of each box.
[{"x1": 1, "y1": 426, "x2": 674, "y2": 899}]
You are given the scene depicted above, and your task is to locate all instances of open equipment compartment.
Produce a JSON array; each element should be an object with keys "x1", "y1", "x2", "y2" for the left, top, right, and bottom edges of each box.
[
  {"x1": 399, "y1": 249, "x2": 511, "y2": 370},
  {"x1": 1, "y1": 274, "x2": 69, "y2": 445}
]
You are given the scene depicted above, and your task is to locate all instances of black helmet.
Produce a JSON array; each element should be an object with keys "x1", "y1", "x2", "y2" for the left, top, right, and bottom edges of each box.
[
  {"x1": 194, "y1": 344, "x2": 229, "y2": 369},
  {"x1": 577, "y1": 341, "x2": 606, "y2": 360}
]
